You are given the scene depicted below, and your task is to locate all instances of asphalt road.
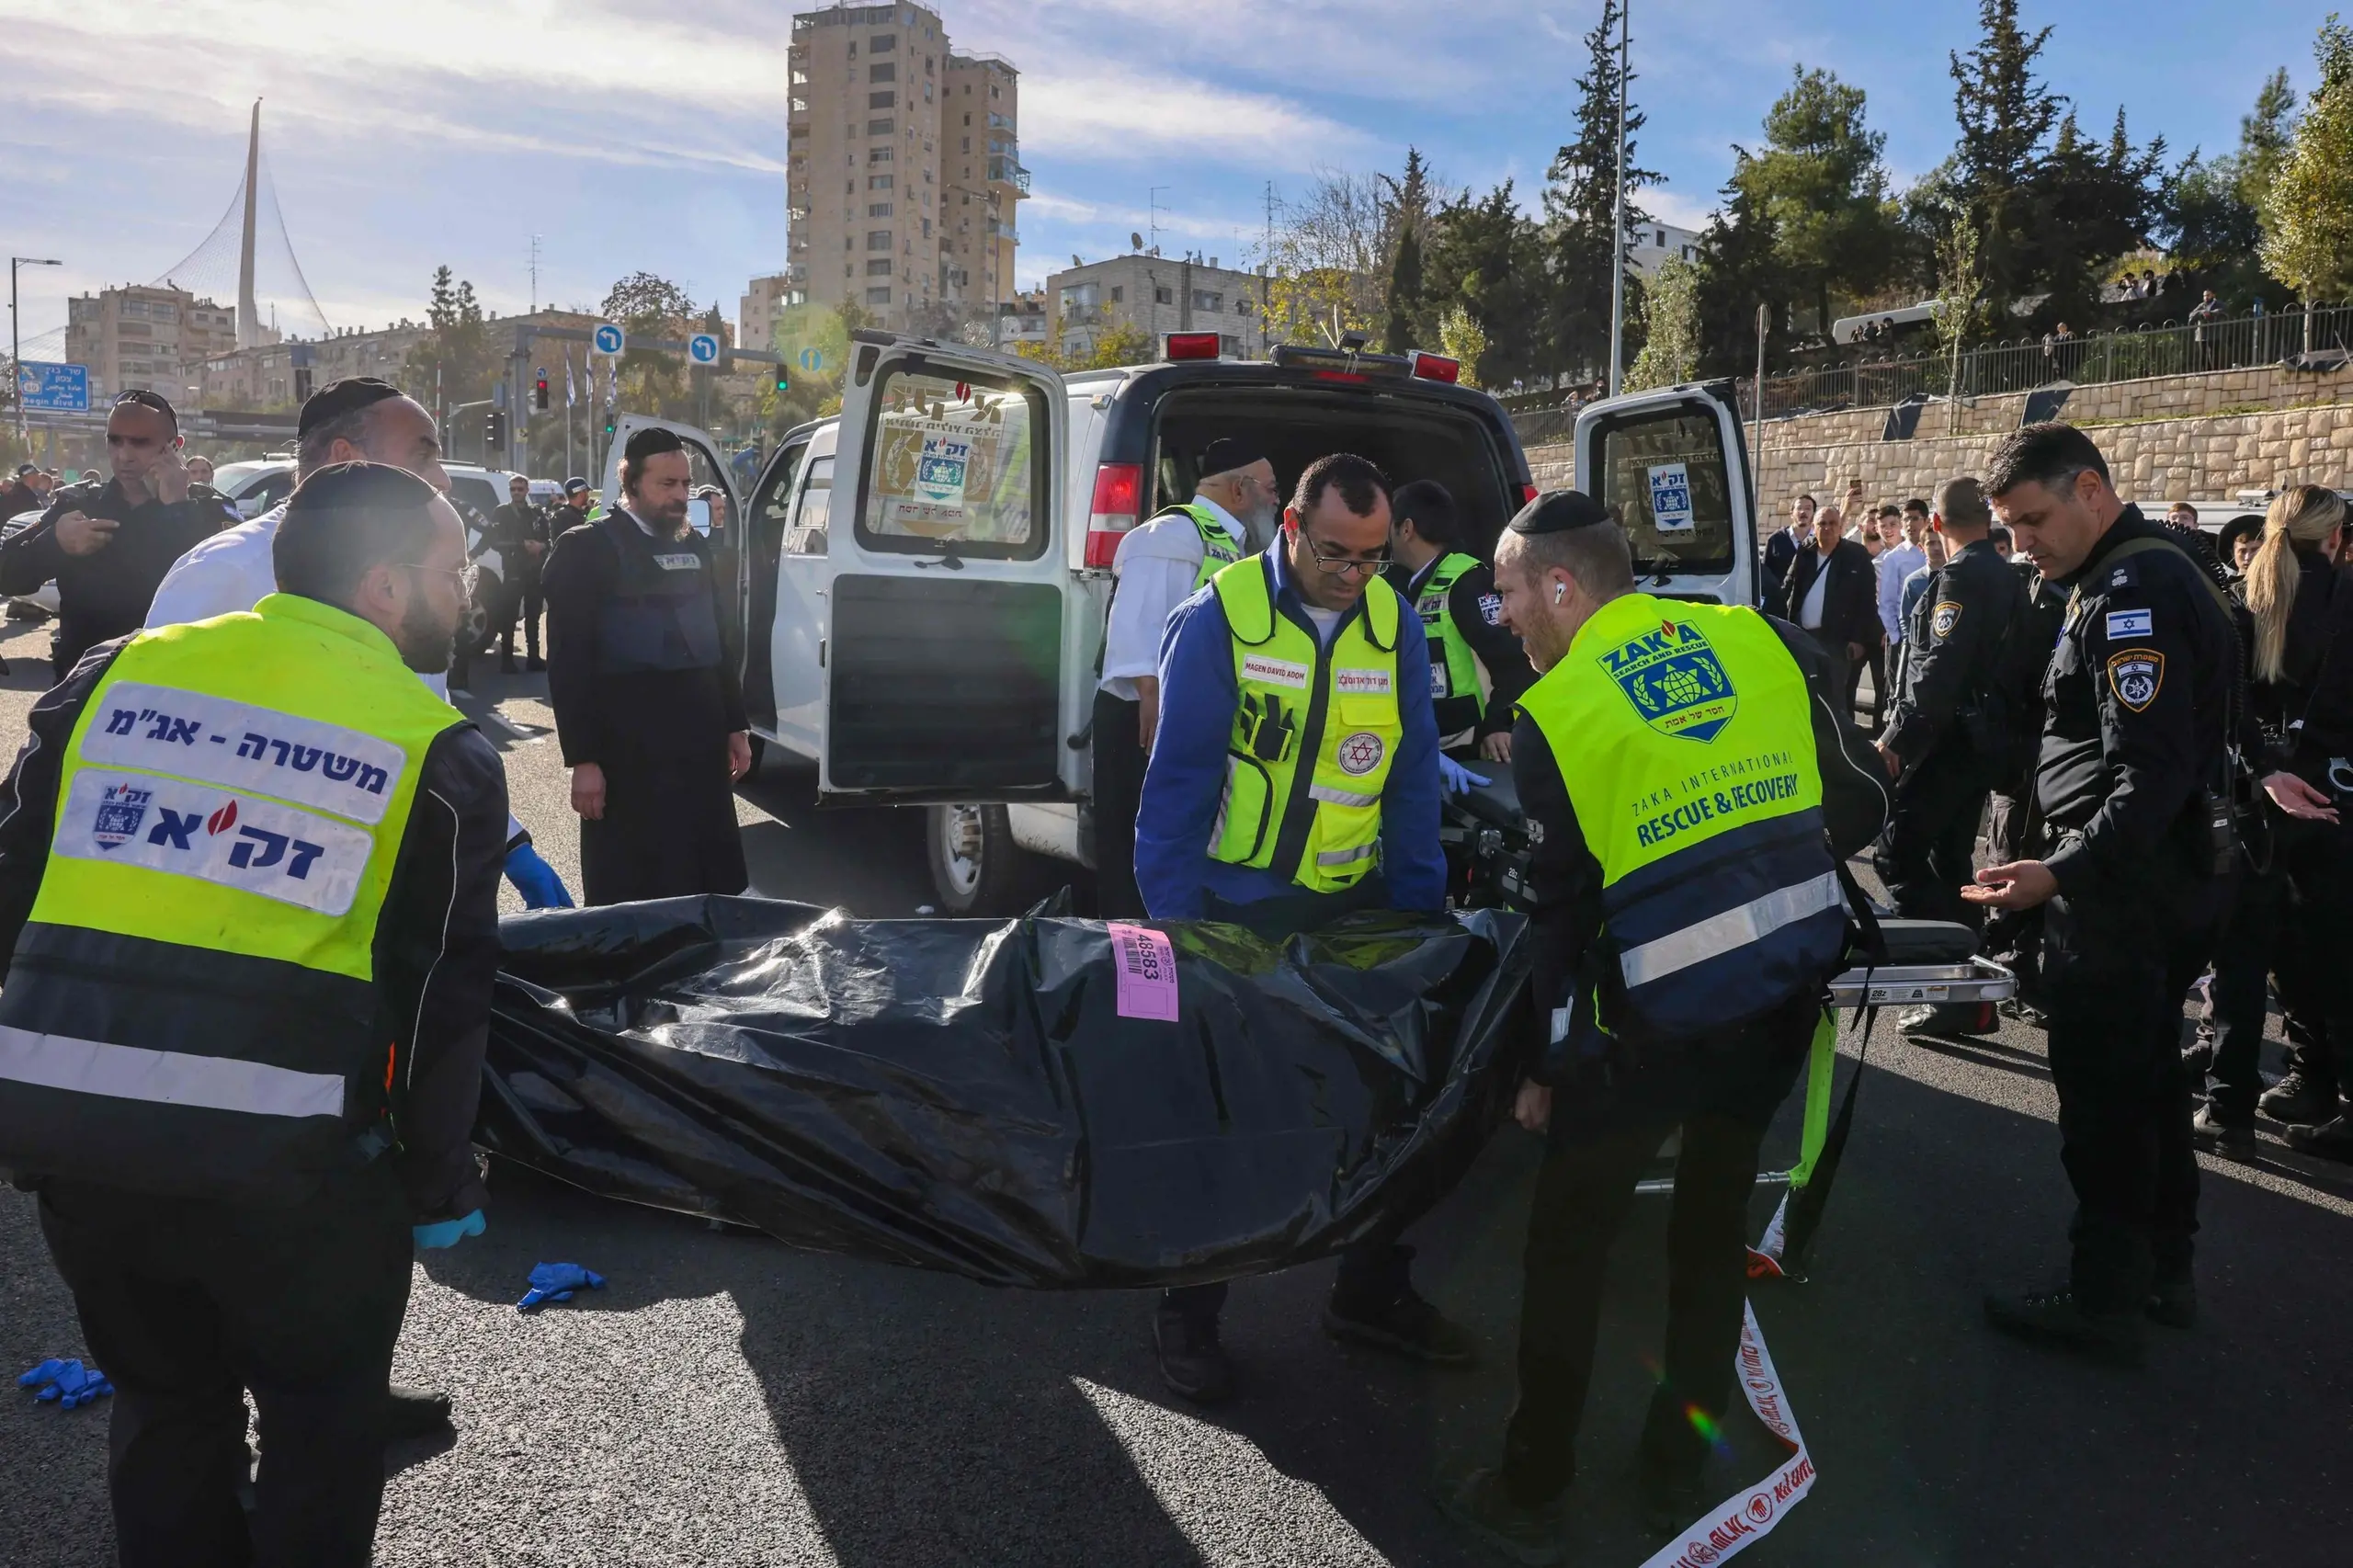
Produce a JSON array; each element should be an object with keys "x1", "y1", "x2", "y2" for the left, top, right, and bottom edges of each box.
[{"x1": 5, "y1": 617, "x2": 2353, "y2": 1567}]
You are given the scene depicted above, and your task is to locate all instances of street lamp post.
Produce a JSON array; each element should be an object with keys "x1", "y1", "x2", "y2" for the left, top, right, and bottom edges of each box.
[
  {"x1": 945, "y1": 183, "x2": 1005, "y2": 349},
  {"x1": 10, "y1": 256, "x2": 64, "y2": 447},
  {"x1": 1607, "y1": 2, "x2": 1629, "y2": 397}
]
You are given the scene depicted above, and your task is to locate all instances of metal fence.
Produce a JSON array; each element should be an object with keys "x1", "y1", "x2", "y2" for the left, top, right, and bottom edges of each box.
[{"x1": 1736, "y1": 303, "x2": 2353, "y2": 421}]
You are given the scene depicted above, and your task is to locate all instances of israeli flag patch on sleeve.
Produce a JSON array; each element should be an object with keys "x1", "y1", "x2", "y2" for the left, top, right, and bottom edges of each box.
[{"x1": 2104, "y1": 608, "x2": 2153, "y2": 640}]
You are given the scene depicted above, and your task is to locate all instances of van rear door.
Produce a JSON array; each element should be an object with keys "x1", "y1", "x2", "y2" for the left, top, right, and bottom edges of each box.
[
  {"x1": 598, "y1": 415, "x2": 738, "y2": 529},
  {"x1": 1573, "y1": 382, "x2": 1756, "y2": 607},
  {"x1": 819, "y1": 334, "x2": 1074, "y2": 802}
]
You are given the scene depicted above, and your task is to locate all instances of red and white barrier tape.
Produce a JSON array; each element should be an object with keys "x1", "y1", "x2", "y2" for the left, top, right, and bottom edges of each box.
[{"x1": 1633, "y1": 1297, "x2": 1814, "y2": 1568}]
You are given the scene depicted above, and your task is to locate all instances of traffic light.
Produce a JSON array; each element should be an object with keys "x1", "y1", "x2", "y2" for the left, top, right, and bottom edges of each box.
[
  {"x1": 603, "y1": 415, "x2": 616, "y2": 438},
  {"x1": 484, "y1": 409, "x2": 508, "y2": 450},
  {"x1": 773, "y1": 366, "x2": 790, "y2": 393},
  {"x1": 534, "y1": 369, "x2": 549, "y2": 410}
]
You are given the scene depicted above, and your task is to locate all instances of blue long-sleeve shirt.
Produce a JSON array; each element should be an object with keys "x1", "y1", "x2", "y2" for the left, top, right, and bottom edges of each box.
[{"x1": 1135, "y1": 543, "x2": 1447, "y2": 920}]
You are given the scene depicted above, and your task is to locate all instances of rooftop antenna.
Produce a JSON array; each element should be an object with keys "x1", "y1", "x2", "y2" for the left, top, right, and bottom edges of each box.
[
  {"x1": 529, "y1": 233, "x2": 541, "y2": 315},
  {"x1": 1149, "y1": 187, "x2": 1169, "y2": 257}
]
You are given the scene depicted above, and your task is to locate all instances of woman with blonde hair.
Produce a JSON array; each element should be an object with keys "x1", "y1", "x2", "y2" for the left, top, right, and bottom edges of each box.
[{"x1": 2204, "y1": 483, "x2": 2353, "y2": 1160}]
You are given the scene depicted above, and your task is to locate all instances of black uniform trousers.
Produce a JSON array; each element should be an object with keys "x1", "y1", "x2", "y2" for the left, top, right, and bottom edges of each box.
[
  {"x1": 2209, "y1": 809, "x2": 2353, "y2": 1119},
  {"x1": 2040, "y1": 874, "x2": 2221, "y2": 1312},
  {"x1": 1874, "y1": 743, "x2": 1991, "y2": 929},
  {"x1": 36, "y1": 1164, "x2": 414, "y2": 1568},
  {"x1": 1161, "y1": 876, "x2": 1410, "y2": 1326},
  {"x1": 498, "y1": 565, "x2": 543, "y2": 663},
  {"x1": 1090, "y1": 687, "x2": 1147, "y2": 920},
  {"x1": 1498, "y1": 994, "x2": 1815, "y2": 1506}
]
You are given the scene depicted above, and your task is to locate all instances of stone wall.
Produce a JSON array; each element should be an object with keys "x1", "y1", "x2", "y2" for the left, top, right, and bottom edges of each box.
[{"x1": 1527, "y1": 393, "x2": 2353, "y2": 513}]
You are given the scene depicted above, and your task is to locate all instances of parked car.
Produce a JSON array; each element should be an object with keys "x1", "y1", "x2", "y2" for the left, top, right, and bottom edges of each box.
[{"x1": 605, "y1": 332, "x2": 1757, "y2": 915}]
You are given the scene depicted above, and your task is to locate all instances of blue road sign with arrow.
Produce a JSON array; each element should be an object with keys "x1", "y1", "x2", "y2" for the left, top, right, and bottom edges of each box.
[
  {"x1": 688, "y1": 334, "x2": 721, "y2": 366},
  {"x1": 592, "y1": 323, "x2": 625, "y2": 356}
]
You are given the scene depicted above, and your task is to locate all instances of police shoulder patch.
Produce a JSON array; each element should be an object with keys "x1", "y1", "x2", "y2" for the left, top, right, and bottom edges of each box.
[
  {"x1": 2107, "y1": 648, "x2": 2164, "y2": 712},
  {"x1": 1931, "y1": 600, "x2": 1962, "y2": 639}
]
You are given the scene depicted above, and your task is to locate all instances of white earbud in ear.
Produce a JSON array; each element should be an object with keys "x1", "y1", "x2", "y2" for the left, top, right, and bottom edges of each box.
[{"x1": 1552, "y1": 581, "x2": 1566, "y2": 604}]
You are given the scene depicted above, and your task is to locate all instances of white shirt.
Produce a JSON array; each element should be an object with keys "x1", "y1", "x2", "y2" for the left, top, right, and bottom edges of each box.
[
  {"x1": 145, "y1": 500, "x2": 527, "y2": 846},
  {"x1": 1097, "y1": 495, "x2": 1249, "y2": 701},
  {"x1": 1876, "y1": 541, "x2": 1925, "y2": 644},
  {"x1": 1798, "y1": 550, "x2": 1832, "y2": 631},
  {"x1": 1301, "y1": 603, "x2": 1343, "y2": 645}
]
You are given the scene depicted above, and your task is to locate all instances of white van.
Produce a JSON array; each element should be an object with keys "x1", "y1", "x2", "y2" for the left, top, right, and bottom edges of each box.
[{"x1": 607, "y1": 331, "x2": 1758, "y2": 914}]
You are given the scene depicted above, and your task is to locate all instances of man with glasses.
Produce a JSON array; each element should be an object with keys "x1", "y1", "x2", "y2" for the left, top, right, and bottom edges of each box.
[
  {"x1": 1134, "y1": 451, "x2": 1464, "y2": 1404},
  {"x1": 1092, "y1": 436, "x2": 1278, "y2": 916},
  {"x1": 0, "y1": 391, "x2": 239, "y2": 677}
]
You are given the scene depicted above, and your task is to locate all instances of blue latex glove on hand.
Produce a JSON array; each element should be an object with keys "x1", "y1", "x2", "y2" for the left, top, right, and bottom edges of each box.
[
  {"x1": 1437, "y1": 756, "x2": 1491, "y2": 799},
  {"x1": 505, "y1": 843, "x2": 574, "y2": 909},
  {"x1": 19, "y1": 1359, "x2": 112, "y2": 1409},
  {"x1": 413, "y1": 1210, "x2": 486, "y2": 1250},
  {"x1": 517, "y1": 1262, "x2": 607, "y2": 1312}
]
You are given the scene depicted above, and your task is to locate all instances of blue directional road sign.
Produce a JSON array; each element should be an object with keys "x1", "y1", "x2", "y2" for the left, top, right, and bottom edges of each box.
[
  {"x1": 16, "y1": 362, "x2": 90, "y2": 413},
  {"x1": 591, "y1": 322, "x2": 626, "y2": 356},
  {"x1": 688, "y1": 333, "x2": 721, "y2": 367},
  {"x1": 797, "y1": 346, "x2": 825, "y2": 374}
]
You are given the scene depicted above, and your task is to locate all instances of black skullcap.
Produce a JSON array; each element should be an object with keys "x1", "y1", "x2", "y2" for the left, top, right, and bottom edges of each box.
[
  {"x1": 274, "y1": 461, "x2": 444, "y2": 602},
  {"x1": 1198, "y1": 436, "x2": 1266, "y2": 480},
  {"x1": 298, "y1": 377, "x2": 404, "y2": 437},
  {"x1": 1507, "y1": 488, "x2": 1611, "y2": 536},
  {"x1": 623, "y1": 426, "x2": 687, "y2": 463}
]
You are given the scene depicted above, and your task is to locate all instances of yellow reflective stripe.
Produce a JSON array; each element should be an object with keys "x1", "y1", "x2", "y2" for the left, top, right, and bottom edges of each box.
[
  {"x1": 1308, "y1": 782, "x2": 1381, "y2": 808},
  {"x1": 1618, "y1": 872, "x2": 1843, "y2": 988},
  {"x1": 0, "y1": 1023, "x2": 345, "y2": 1119}
]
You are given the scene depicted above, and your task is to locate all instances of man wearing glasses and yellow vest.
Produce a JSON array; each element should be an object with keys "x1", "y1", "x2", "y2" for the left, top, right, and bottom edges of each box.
[
  {"x1": 1136, "y1": 451, "x2": 1470, "y2": 1404},
  {"x1": 0, "y1": 462, "x2": 508, "y2": 1567}
]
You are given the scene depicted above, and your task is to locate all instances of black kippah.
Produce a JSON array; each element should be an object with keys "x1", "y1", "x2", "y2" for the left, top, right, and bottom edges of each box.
[
  {"x1": 1507, "y1": 488, "x2": 1612, "y2": 536},
  {"x1": 285, "y1": 460, "x2": 438, "y2": 517},
  {"x1": 298, "y1": 377, "x2": 404, "y2": 437},
  {"x1": 624, "y1": 426, "x2": 687, "y2": 463},
  {"x1": 1198, "y1": 436, "x2": 1266, "y2": 479}
]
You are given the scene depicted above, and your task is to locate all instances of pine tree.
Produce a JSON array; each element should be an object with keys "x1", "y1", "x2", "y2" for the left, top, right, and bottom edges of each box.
[
  {"x1": 1949, "y1": 0, "x2": 2064, "y2": 305},
  {"x1": 2262, "y1": 17, "x2": 2353, "y2": 303},
  {"x1": 2240, "y1": 66, "x2": 2302, "y2": 210},
  {"x1": 1541, "y1": 0, "x2": 1658, "y2": 381},
  {"x1": 1422, "y1": 182, "x2": 1546, "y2": 388},
  {"x1": 1733, "y1": 66, "x2": 1897, "y2": 338},
  {"x1": 1625, "y1": 257, "x2": 1701, "y2": 391},
  {"x1": 1383, "y1": 222, "x2": 1425, "y2": 355},
  {"x1": 1692, "y1": 165, "x2": 1790, "y2": 378}
]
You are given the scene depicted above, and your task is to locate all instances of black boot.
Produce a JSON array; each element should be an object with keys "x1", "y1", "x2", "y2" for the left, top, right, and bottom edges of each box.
[
  {"x1": 2146, "y1": 1275, "x2": 2198, "y2": 1330},
  {"x1": 385, "y1": 1383, "x2": 453, "y2": 1440},
  {"x1": 1324, "y1": 1278, "x2": 1476, "y2": 1365},
  {"x1": 1434, "y1": 1468, "x2": 1565, "y2": 1566},
  {"x1": 1984, "y1": 1288, "x2": 2144, "y2": 1367},
  {"x1": 2283, "y1": 1113, "x2": 2353, "y2": 1163},
  {"x1": 1153, "y1": 1306, "x2": 1233, "y2": 1404},
  {"x1": 2190, "y1": 1105, "x2": 2256, "y2": 1161},
  {"x1": 2257, "y1": 1071, "x2": 2338, "y2": 1126}
]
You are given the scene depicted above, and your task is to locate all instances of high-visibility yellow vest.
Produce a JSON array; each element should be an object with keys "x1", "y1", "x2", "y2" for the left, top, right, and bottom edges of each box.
[
  {"x1": 1209, "y1": 555, "x2": 1404, "y2": 893},
  {"x1": 0, "y1": 593, "x2": 469, "y2": 1199},
  {"x1": 1171, "y1": 502, "x2": 1247, "y2": 590},
  {"x1": 1517, "y1": 592, "x2": 1847, "y2": 1042},
  {"x1": 1415, "y1": 551, "x2": 1483, "y2": 700}
]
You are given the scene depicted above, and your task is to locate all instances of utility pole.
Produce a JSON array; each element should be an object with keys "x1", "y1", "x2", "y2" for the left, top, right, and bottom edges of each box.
[
  {"x1": 1607, "y1": 0, "x2": 1630, "y2": 397},
  {"x1": 1751, "y1": 302, "x2": 1769, "y2": 516},
  {"x1": 1261, "y1": 180, "x2": 1279, "y2": 354},
  {"x1": 529, "y1": 234, "x2": 541, "y2": 316},
  {"x1": 9, "y1": 256, "x2": 63, "y2": 448}
]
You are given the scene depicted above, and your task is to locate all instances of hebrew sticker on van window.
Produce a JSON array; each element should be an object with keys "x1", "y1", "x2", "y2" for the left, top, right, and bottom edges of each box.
[
  {"x1": 1647, "y1": 462, "x2": 1695, "y2": 536},
  {"x1": 867, "y1": 381, "x2": 1033, "y2": 547}
]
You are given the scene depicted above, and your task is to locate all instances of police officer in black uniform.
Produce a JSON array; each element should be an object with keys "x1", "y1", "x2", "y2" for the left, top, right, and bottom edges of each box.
[
  {"x1": 541, "y1": 426, "x2": 751, "y2": 905},
  {"x1": 1964, "y1": 423, "x2": 2303, "y2": 1364},
  {"x1": 483, "y1": 474, "x2": 550, "y2": 672},
  {"x1": 1386, "y1": 480, "x2": 1535, "y2": 762},
  {"x1": 0, "y1": 391, "x2": 239, "y2": 677},
  {"x1": 1874, "y1": 476, "x2": 2024, "y2": 1029}
]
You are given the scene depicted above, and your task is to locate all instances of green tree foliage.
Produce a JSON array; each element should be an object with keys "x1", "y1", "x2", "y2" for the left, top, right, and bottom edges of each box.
[
  {"x1": 2026, "y1": 108, "x2": 2167, "y2": 324},
  {"x1": 1542, "y1": 0, "x2": 1657, "y2": 381},
  {"x1": 2264, "y1": 17, "x2": 2353, "y2": 302},
  {"x1": 1733, "y1": 68, "x2": 1898, "y2": 337},
  {"x1": 1421, "y1": 182, "x2": 1546, "y2": 388},
  {"x1": 1438, "y1": 306, "x2": 1489, "y2": 388},
  {"x1": 1691, "y1": 171, "x2": 1790, "y2": 379},
  {"x1": 1947, "y1": 0, "x2": 2064, "y2": 307},
  {"x1": 599, "y1": 271, "x2": 700, "y2": 422},
  {"x1": 1380, "y1": 148, "x2": 1435, "y2": 353},
  {"x1": 402, "y1": 267, "x2": 494, "y2": 415},
  {"x1": 1625, "y1": 257, "x2": 1701, "y2": 391}
]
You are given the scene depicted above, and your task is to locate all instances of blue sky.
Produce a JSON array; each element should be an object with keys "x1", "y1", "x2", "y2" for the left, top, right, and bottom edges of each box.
[{"x1": 0, "y1": 0, "x2": 2333, "y2": 351}]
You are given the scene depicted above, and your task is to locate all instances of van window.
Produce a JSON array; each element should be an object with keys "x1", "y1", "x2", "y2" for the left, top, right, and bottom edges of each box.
[
  {"x1": 1586, "y1": 407, "x2": 1734, "y2": 576},
  {"x1": 854, "y1": 364, "x2": 1045, "y2": 559},
  {"x1": 789, "y1": 457, "x2": 834, "y2": 555}
]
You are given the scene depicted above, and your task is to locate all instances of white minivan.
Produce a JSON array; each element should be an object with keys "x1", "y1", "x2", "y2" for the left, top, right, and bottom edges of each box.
[{"x1": 608, "y1": 331, "x2": 1758, "y2": 915}]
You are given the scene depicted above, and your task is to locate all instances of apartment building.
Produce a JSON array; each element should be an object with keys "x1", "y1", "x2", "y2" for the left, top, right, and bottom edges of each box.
[
  {"x1": 1630, "y1": 221, "x2": 1703, "y2": 278},
  {"x1": 1044, "y1": 255, "x2": 1267, "y2": 360},
  {"x1": 197, "y1": 310, "x2": 602, "y2": 413},
  {"x1": 63, "y1": 284, "x2": 241, "y2": 403},
  {"x1": 741, "y1": 272, "x2": 795, "y2": 355},
  {"x1": 784, "y1": 4, "x2": 1026, "y2": 332}
]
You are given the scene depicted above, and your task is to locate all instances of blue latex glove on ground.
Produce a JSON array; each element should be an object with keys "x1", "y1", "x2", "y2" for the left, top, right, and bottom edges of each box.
[
  {"x1": 413, "y1": 1210, "x2": 486, "y2": 1250},
  {"x1": 1437, "y1": 756, "x2": 1491, "y2": 799},
  {"x1": 19, "y1": 1359, "x2": 112, "y2": 1409},
  {"x1": 517, "y1": 1262, "x2": 607, "y2": 1312},
  {"x1": 504, "y1": 843, "x2": 574, "y2": 909}
]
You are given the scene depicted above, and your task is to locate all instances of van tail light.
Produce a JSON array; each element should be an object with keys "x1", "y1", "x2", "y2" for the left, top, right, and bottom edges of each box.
[
  {"x1": 1086, "y1": 462, "x2": 1144, "y2": 567},
  {"x1": 1522, "y1": 483, "x2": 1540, "y2": 505},
  {"x1": 1164, "y1": 332, "x2": 1221, "y2": 360},
  {"x1": 1407, "y1": 351, "x2": 1461, "y2": 383}
]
